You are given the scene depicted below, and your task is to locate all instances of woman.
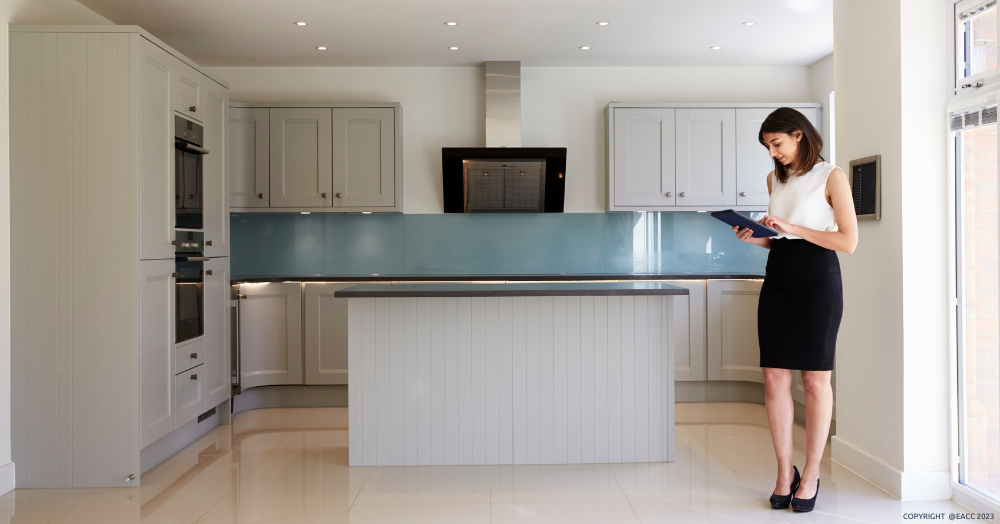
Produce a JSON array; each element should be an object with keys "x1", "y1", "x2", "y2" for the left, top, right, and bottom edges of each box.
[{"x1": 732, "y1": 107, "x2": 857, "y2": 513}]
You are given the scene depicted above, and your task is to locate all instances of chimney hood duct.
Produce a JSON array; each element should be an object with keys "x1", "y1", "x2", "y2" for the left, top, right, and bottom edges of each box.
[{"x1": 485, "y1": 61, "x2": 521, "y2": 147}]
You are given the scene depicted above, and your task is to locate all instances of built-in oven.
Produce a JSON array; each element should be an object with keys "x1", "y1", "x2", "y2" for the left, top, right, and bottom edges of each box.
[
  {"x1": 175, "y1": 116, "x2": 208, "y2": 230},
  {"x1": 175, "y1": 230, "x2": 206, "y2": 344}
]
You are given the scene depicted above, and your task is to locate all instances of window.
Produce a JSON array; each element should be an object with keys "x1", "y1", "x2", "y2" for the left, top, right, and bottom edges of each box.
[
  {"x1": 957, "y1": 0, "x2": 999, "y2": 85},
  {"x1": 954, "y1": 103, "x2": 1000, "y2": 501}
]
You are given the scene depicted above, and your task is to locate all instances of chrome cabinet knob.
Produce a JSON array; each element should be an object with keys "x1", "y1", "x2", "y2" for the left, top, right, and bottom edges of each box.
[
  {"x1": 125, "y1": 474, "x2": 135, "y2": 482},
  {"x1": 190, "y1": 353, "x2": 198, "y2": 359},
  {"x1": 258, "y1": 193, "x2": 264, "y2": 198},
  {"x1": 740, "y1": 191, "x2": 747, "y2": 197},
  {"x1": 238, "y1": 294, "x2": 247, "y2": 299},
  {"x1": 171, "y1": 272, "x2": 179, "y2": 278},
  {"x1": 171, "y1": 240, "x2": 178, "y2": 245},
  {"x1": 665, "y1": 192, "x2": 672, "y2": 197},
  {"x1": 336, "y1": 193, "x2": 343, "y2": 198},
  {"x1": 190, "y1": 374, "x2": 198, "y2": 380},
  {"x1": 679, "y1": 192, "x2": 685, "y2": 197},
  {"x1": 206, "y1": 240, "x2": 213, "y2": 246},
  {"x1": 189, "y1": 106, "x2": 196, "y2": 112},
  {"x1": 322, "y1": 193, "x2": 328, "y2": 198},
  {"x1": 205, "y1": 269, "x2": 213, "y2": 275}
]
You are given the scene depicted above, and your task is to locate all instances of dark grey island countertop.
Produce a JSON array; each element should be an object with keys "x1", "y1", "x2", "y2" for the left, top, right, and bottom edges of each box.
[{"x1": 334, "y1": 281, "x2": 691, "y2": 298}]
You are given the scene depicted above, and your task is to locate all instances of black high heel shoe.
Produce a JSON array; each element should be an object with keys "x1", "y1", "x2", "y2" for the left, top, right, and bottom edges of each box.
[
  {"x1": 791, "y1": 478, "x2": 819, "y2": 512},
  {"x1": 769, "y1": 465, "x2": 800, "y2": 509}
]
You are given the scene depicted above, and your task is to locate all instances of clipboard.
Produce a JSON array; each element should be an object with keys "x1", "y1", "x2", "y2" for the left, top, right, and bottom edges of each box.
[{"x1": 710, "y1": 209, "x2": 779, "y2": 238}]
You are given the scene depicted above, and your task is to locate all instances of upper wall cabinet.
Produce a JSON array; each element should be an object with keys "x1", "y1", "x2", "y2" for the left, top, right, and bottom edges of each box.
[
  {"x1": 229, "y1": 103, "x2": 403, "y2": 213},
  {"x1": 606, "y1": 103, "x2": 822, "y2": 212},
  {"x1": 173, "y1": 58, "x2": 203, "y2": 122},
  {"x1": 202, "y1": 79, "x2": 229, "y2": 257},
  {"x1": 139, "y1": 39, "x2": 176, "y2": 261}
]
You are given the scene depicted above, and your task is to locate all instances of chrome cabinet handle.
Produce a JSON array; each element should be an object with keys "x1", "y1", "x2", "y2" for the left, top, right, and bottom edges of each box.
[
  {"x1": 171, "y1": 240, "x2": 178, "y2": 245},
  {"x1": 665, "y1": 192, "x2": 672, "y2": 197},
  {"x1": 189, "y1": 106, "x2": 196, "y2": 112},
  {"x1": 258, "y1": 193, "x2": 264, "y2": 198},
  {"x1": 740, "y1": 192, "x2": 747, "y2": 197},
  {"x1": 206, "y1": 269, "x2": 213, "y2": 275},
  {"x1": 679, "y1": 192, "x2": 685, "y2": 197},
  {"x1": 206, "y1": 240, "x2": 213, "y2": 246},
  {"x1": 190, "y1": 374, "x2": 197, "y2": 380},
  {"x1": 238, "y1": 294, "x2": 247, "y2": 299},
  {"x1": 190, "y1": 353, "x2": 198, "y2": 359},
  {"x1": 171, "y1": 272, "x2": 179, "y2": 278},
  {"x1": 336, "y1": 193, "x2": 343, "y2": 198},
  {"x1": 322, "y1": 193, "x2": 328, "y2": 198}
]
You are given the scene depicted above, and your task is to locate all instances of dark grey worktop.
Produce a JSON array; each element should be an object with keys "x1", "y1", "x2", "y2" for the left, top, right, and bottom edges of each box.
[
  {"x1": 333, "y1": 281, "x2": 690, "y2": 298},
  {"x1": 232, "y1": 273, "x2": 764, "y2": 284}
]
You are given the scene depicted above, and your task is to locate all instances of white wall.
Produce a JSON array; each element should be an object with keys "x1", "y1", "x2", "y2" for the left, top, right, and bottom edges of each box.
[
  {"x1": 809, "y1": 53, "x2": 835, "y2": 164},
  {"x1": 212, "y1": 65, "x2": 814, "y2": 213},
  {"x1": 831, "y1": 0, "x2": 950, "y2": 500},
  {"x1": 0, "y1": 0, "x2": 111, "y2": 497}
]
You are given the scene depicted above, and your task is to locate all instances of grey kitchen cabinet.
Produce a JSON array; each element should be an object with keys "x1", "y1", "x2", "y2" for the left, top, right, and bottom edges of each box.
[
  {"x1": 173, "y1": 56, "x2": 203, "y2": 122},
  {"x1": 331, "y1": 108, "x2": 397, "y2": 208},
  {"x1": 140, "y1": 259, "x2": 175, "y2": 449},
  {"x1": 229, "y1": 103, "x2": 403, "y2": 213},
  {"x1": 139, "y1": 38, "x2": 176, "y2": 261},
  {"x1": 202, "y1": 78, "x2": 230, "y2": 257},
  {"x1": 707, "y1": 279, "x2": 763, "y2": 383},
  {"x1": 204, "y1": 257, "x2": 232, "y2": 407},
  {"x1": 675, "y1": 108, "x2": 736, "y2": 207},
  {"x1": 269, "y1": 108, "x2": 334, "y2": 208},
  {"x1": 735, "y1": 107, "x2": 821, "y2": 207},
  {"x1": 606, "y1": 103, "x2": 822, "y2": 212},
  {"x1": 612, "y1": 108, "x2": 676, "y2": 208},
  {"x1": 303, "y1": 283, "x2": 354, "y2": 385},
  {"x1": 238, "y1": 282, "x2": 303, "y2": 390},
  {"x1": 229, "y1": 107, "x2": 270, "y2": 208},
  {"x1": 664, "y1": 280, "x2": 707, "y2": 381},
  {"x1": 174, "y1": 365, "x2": 206, "y2": 428}
]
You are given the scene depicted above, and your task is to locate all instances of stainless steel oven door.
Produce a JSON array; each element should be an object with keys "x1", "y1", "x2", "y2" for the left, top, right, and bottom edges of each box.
[{"x1": 175, "y1": 256, "x2": 207, "y2": 344}]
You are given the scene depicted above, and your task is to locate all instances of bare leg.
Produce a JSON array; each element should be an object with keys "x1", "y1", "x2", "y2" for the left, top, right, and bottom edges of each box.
[
  {"x1": 796, "y1": 370, "x2": 833, "y2": 499},
  {"x1": 763, "y1": 367, "x2": 795, "y2": 495}
]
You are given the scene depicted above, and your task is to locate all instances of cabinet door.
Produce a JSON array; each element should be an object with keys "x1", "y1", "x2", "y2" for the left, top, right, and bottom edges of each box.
[
  {"x1": 175, "y1": 364, "x2": 206, "y2": 427},
  {"x1": 204, "y1": 257, "x2": 232, "y2": 407},
  {"x1": 269, "y1": 108, "x2": 333, "y2": 207},
  {"x1": 665, "y1": 280, "x2": 707, "y2": 381},
  {"x1": 202, "y1": 80, "x2": 229, "y2": 257},
  {"x1": 139, "y1": 39, "x2": 175, "y2": 261},
  {"x1": 229, "y1": 107, "x2": 270, "y2": 208},
  {"x1": 140, "y1": 259, "x2": 175, "y2": 448},
  {"x1": 239, "y1": 282, "x2": 303, "y2": 389},
  {"x1": 706, "y1": 280, "x2": 763, "y2": 383},
  {"x1": 331, "y1": 108, "x2": 395, "y2": 208},
  {"x1": 675, "y1": 108, "x2": 736, "y2": 207},
  {"x1": 613, "y1": 108, "x2": 676, "y2": 207},
  {"x1": 303, "y1": 283, "x2": 357, "y2": 385},
  {"x1": 735, "y1": 107, "x2": 821, "y2": 207},
  {"x1": 173, "y1": 58, "x2": 203, "y2": 122}
]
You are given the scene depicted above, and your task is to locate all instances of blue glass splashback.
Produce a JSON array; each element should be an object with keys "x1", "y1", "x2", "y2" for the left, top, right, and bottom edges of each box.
[{"x1": 230, "y1": 212, "x2": 768, "y2": 277}]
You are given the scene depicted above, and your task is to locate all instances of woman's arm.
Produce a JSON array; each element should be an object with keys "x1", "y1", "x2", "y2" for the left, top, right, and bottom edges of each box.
[
  {"x1": 733, "y1": 170, "x2": 774, "y2": 249},
  {"x1": 759, "y1": 167, "x2": 859, "y2": 254}
]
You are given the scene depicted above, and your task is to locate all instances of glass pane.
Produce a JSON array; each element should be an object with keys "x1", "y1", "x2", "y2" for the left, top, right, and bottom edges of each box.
[
  {"x1": 960, "y1": 123, "x2": 1000, "y2": 499},
  {"x1": 961, "y1": 4, "x2": 998, "y2": 79}
]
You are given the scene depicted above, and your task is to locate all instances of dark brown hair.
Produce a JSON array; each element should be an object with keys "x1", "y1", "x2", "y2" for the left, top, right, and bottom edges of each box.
[{"x1": 758, "y1": 107, "x2": 824, "y2": 183}]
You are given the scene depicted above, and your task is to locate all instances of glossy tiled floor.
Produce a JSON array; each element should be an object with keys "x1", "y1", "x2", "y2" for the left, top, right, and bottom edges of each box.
[{"x1": 0, "y1": 403, "x2": 977, "y2": 523}]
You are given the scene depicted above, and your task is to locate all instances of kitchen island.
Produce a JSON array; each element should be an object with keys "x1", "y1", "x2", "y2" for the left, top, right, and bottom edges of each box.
[{"x1": 335, "y1": 281, "x2": 688, "y2": 467}]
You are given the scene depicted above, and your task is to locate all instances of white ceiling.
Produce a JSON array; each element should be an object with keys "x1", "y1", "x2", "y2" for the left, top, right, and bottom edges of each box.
[{"x1": 77, "y1": 0, "x2": 833, "y2": 67}]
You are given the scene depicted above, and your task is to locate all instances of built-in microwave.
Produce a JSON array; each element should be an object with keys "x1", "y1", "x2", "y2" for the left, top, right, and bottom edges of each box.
[{"x1": 175, "y1": 116, "x2": 208, "y2": 230}]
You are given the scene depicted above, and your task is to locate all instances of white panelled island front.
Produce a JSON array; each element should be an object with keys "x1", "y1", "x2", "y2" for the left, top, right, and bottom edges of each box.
[{"x1": 334, "y1": 282, "x2": 688, "y2": 467}]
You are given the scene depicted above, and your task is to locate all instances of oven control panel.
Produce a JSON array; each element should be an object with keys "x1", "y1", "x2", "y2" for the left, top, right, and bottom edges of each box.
[{"x1": 175, "y1": 230, "x2": 204, "y2": 255}]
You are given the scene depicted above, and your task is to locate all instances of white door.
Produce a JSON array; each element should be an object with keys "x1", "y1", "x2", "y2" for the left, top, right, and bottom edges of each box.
[
  {"x1": 613, "y1": 108, "x2": 676, "y2": 207},
  {"x1": 303, "y1": 283, "x2": 356, "y2": 385},
  {"x1": 175, "y1": 364, "x2": 206, "y2": 427},
  {"x1": 140, "y1": 259, "x2": 175, "y2": 448},
  {"x1": 665, "y1": 280, "x2": 707, "y2": 381},
  {"x1": 735, "y1": 107, "x2": 821, "y2": 207},
  {"x1": 269, "y1": 108, "x2": 333, "y2": 208},
  {"x1": 239, "y1": 282, "x2": 303, "y2": 389},
  {"x1": 202, "y1": 79, "x2": 229, "y2": 257},
  {"x1": 229, "y1": 107, "x2": 270, "y2": 208},
  {"x1": 331, "y1": 108, "x2": 395, "y2": 208},
  {"x1": 675, "y1": 108, "x2": 736, "y2": 207},
  {"x1": 706, "y1": 280, "x2": 763, "y2": 383},
  {"x1": 204, "y1": 257, "x2": 232, "y2": 407},
  {"x1": 173, "y1": 57, "x2": 202, "y2": 122},
  {"x1": 139, "y1": 38, "x2": 175, "y2": 261}
]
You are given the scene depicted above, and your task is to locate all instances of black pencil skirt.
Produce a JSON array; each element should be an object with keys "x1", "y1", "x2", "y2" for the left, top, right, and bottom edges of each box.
[{"x1": 757, "y1": 238, "x2": 843, "y2": 371}]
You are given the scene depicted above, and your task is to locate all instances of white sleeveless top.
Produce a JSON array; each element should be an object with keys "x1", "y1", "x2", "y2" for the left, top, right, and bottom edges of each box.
[{"x1": 768, "y1": 161, "x2": 839, "y2": 240}]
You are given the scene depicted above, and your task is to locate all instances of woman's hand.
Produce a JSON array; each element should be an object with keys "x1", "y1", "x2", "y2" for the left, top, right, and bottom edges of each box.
[
  {"x1": 732, "y1": 225, "x2": 757, "y2": 243},
  {"x1": 759, "y1": 215, "x2": 798, "y2": 236}
]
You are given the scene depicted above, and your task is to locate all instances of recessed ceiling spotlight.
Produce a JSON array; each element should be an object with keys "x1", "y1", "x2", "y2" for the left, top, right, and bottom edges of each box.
[
  {"x1": 445, "y1": 22, "x2": 458, "y2": 26},
  {"x1": 710, "y1": 46, "x2": 721, "y2": 50},
  {"x1": 449, "y1": 46, "x2": 459, "y2": 50},
  {"x1": 580, "y1": 46, "x2": 590, "y2": 50},
  {"x1": 596, "y1": 21, "x2": 609, "y2": 26},
  {"x1": 743, "y1": 21, "x2": 756, "y2": 26},
  {"x1": 316, "y1": 46, "x2": 327, "y2": 50},
  {"x1": 295, "y1": 22, "x2": 307, "y2": 26}
]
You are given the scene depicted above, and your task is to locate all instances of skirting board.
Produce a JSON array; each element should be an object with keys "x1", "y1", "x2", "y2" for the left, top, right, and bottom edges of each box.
[
  {"x1": 232, "y1": 385, "x2": 348, "y2": 415},
  {"x1": 677, "y1": 381, "x2": 835, "y2": 436},
  {"x1": 0, "y1": 462, "x2": 15, "y2": 496},
  {"x1": 831, "y1": 435, "x2": 951, "y2": 500},
  {"x1": 140, "y1": 401, "x2": 226, "y2": 476}
]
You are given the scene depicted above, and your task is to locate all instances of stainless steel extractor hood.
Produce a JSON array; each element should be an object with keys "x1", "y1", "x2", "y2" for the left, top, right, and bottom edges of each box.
[{"x1": 441, "y1": 61, "x2": 568, "y2": 213}]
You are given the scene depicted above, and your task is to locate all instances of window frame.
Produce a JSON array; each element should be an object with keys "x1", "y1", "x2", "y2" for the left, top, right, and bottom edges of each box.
[{"x1": 952, "y1": 0, "x2": 1000, "y2": 101}]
